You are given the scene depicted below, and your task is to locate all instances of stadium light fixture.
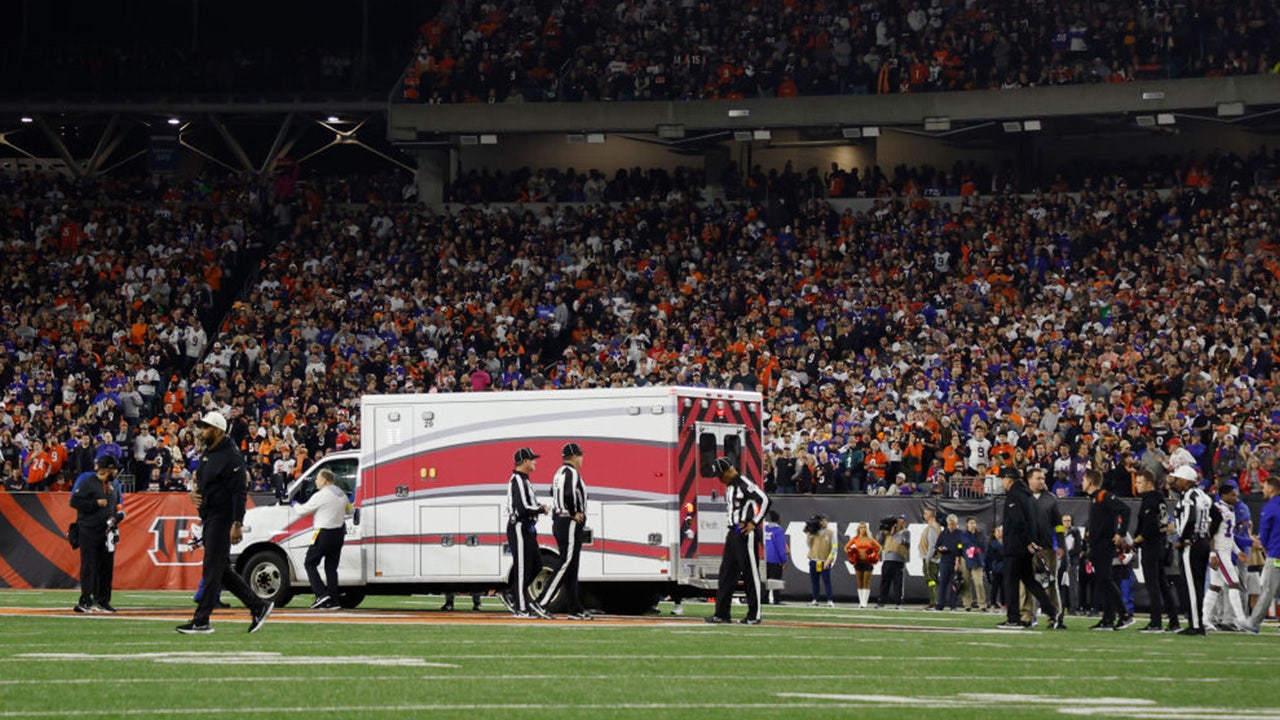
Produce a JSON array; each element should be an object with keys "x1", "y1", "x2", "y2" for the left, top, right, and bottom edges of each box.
[
  {"x1": 1217, "y1": 102, "x2": 1245, "y2": 117},
  {"x1": 1141, "y1": 91, "x2": 1165, "y2": 100},
  {"x1": 479, "y1": 134, "x2": 498, "y2": 145},
  {"x1": 1135, "y1": 115, "x2": 1156, "y2": 127},
  {"x1": 1023, "y1": 120, "x2": 1042, "y2": 131},
  {"x1": 459, "y1": 135, "x2": 479, "y2": 145},
  {"x1": 167, "y1": 118, "x2": 181, "y2": 125},
  {"x1": 586, "y1": 133, "x2": 606, "y2": 144},
  {"x1": 841, "y1": 127, "x2": 862, "y2": 139},
  {"x1": 732, "y1": 130, "x2": 753, "y2": 141},
  {"x1": 19, "y1": 117, "x2": 33, "y2": 124},
  {"x1": 1156, "y1": 113, "x2": 1176, "y2": 126},
  {"x1": 1002, "y1": 121, "x2": 1023, "y2": 133},
  {"x1": 326, "y1": 116, "x2": 341, "y2": 123},
  {"x1": 752, "y1": 129, "x2": 771, "y2": 140},
  {"x1": 728, "y1": 109, "x2": 750, "y2": 118},
  {"x1": 862, "y1": 126, "x2": 881, "y2": 137},
  {"x1": 656, "y1": 124, "x2": 685, "y2": 139}
]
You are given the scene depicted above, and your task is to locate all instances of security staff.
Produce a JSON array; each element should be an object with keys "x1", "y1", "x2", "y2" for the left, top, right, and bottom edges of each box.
[
  {"x1": 69, "y1": 455, "x2": 121, "y2": 613},
  {"x1": 505, "y1": 447, "x2": 551, "y2": 619},
  {"x1": 537, "y1": 443, "x2": 590, "y2": 620},
  {"x1": 177, "y1": 411, "x2": 273, "y2": 634},
  {"x1": 1170, "y1": 464, "x2": 1212, "y2": 635},
  {"x1": 996, "y1": 467, "x2": 1063, "y2": 629},
  {"x1": 1083, "y1": 468, "x2": 1132, "y2": 630},
  {"x1": 705, "y1": 456, "x2": 770, "y2": 625},
  {"x1": 297, "y1": 468, "x2": 349, "y2": 610},
  {"x1": 1132, "y1": 469, "x2": 1171, "y2": 632}
]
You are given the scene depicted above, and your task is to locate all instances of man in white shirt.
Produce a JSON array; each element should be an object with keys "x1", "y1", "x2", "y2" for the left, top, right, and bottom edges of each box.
[{"x1": 296, "y1": 469, "x2": 349, "y2": 610}]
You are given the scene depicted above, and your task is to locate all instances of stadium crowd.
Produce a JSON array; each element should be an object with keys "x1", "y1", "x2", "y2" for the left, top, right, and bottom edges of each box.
[
  {"x1": 400, "y1": 0, "x2": 1280, "y2": 103},
  {"x1": 2, "y1": 145, "x2": 1280, "y2": 505}
]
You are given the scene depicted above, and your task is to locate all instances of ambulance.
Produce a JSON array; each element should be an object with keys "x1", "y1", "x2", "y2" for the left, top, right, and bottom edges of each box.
[{"x1": 230, "y1": 386, "x2": 764, "y2": 613}]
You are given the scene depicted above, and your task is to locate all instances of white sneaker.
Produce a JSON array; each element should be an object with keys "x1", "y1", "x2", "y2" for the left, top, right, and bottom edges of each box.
[
  {"x1": 671, "y1": 603, "x2": 684, "y2": 616},
  {"x1": 826, "y1": 601, "x2": 835, "y2": 608},
  {"x1": 809, "y1": 600, "x2": 818, "y2": 607}
]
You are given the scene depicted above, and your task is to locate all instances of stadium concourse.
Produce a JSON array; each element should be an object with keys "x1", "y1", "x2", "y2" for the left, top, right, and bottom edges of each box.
[
  {"x1": 400, "y1": 0, "x2": 1280, "y2": 103},
  {"x1": 2, "y1": 152, "x2": 1278, "y2": 505}
]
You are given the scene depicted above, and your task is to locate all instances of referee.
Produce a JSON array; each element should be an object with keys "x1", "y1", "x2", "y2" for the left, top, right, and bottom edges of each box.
[
  {"x1": 1170, "y1": 465, "x2": 1212, "y2": 635},
  {"x1": 705, "y1": 456, "x2": 770, "y2": 626},
  {"x1": 505, "y1": 447, "x2": 551, "y2": 619},
  {"x1": 537, "y1": 443, "x2": 590, "y2": 620}
]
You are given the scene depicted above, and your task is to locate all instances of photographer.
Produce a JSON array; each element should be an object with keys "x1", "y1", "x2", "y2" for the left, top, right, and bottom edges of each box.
[
  {"x1": 805, "y1": 514, "x2": 836, "y2": 607},
  {"x1": 877, "y1": 515, "x2": 910, "y2": 608}
]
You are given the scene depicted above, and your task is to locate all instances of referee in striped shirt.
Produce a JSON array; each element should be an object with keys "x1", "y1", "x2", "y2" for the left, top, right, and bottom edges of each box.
[
  {"x1": 505, "y1": 447, "x2": 552, "y2": 619},
  {"x1": 536, "y1": 443, "x2": 591, "y2": 620},
  {"x1": 706, "y1": 456, "x2": 771, "y2": 625}
]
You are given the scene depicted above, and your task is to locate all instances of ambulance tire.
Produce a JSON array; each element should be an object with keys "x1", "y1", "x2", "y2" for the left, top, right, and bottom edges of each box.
[
  {"x1": 242, "y1": 549, "x2": 294, "y2": 607},
  {"x1": 527, "y1": 548, "x2": 564, "y2": 612}
]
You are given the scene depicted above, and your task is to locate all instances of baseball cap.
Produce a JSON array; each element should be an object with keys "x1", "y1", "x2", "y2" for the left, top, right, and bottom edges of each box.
[
  {"x1": 95, "y1": 455, "x2": 118, "y2": 470},
  {"x1": 562, "y1": 442, "x2": 583, "y2": 458},
  {"x1": 709, "y1": 456, "x2": 735, "y2": 476},
  {"x1": 513, "y1": 447, "x2": 540, "y2": 464},
  {"x1": 196, "y1": 411, "x2": 228, "y2": 432},
  {"x1": 1170, "y1": 465, "x2": 1198, "y2": 482}
]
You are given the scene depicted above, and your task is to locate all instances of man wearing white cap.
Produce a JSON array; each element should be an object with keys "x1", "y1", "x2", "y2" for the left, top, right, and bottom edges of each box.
[
  {"x1": 1170, "y1": 464, "x2": 1211, "y2": 635},
  {"x1": 177, "y1": 411, "x2": 273, "y2": 634}
]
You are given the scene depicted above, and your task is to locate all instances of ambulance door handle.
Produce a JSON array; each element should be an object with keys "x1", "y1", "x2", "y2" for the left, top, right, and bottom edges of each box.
[
  {"x1": 465, "y1": 534, "x2": 479, "y2": 547},
  {"x1": 352, "y1": 509, "x2": 361, "y2": 525}
]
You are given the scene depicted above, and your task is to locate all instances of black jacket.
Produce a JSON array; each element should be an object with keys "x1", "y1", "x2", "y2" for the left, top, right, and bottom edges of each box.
[
  {"x1": 1134, "y1": 489, "x2": 1166, "y2": 549},
  {"x1": 195, "y1": 437, "x2": 249, "y2": 522},
  {"x1": 1002, "y1": 480, "x2": 1041, "y2": 557},
  {"x1": 1086, "y1": 488, "x2": 1131, "y2": 560},
  {"x1": 69, "y1": 472, "x2": 118, "y2": 535}
]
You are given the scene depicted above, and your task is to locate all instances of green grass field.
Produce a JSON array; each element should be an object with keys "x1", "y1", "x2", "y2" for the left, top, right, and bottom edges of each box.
[{"x1": 1, "y1": 590, "x2": 1278, "y2": 719}]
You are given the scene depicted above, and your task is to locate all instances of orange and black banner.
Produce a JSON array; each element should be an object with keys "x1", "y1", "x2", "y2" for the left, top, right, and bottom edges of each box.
[{"x1": 0, "y1": 493, "x2": 261, "y2": 591}]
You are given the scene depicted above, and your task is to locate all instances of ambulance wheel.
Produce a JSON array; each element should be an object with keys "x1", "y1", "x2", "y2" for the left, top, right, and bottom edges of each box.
[
  {"x1": 337, "y1": 590, "x2": 365, "y2": 609},
  {"x1": 243, "y1": 550, "x2": 293, "y2": 607},
  {"x1": 515, "y1": 548, "x2": 563, "y2": 612}
]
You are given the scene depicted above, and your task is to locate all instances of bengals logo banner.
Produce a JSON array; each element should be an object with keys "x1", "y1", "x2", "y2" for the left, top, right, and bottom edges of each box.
[{"x1": 0, "y1": 493, "x2": 260, "y2": 590}]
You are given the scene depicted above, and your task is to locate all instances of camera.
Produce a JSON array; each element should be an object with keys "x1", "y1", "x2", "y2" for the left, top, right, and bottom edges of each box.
[
  {"x1": 804, "y1": 514, "x2": 824, "y2": 535},
  {"x1": 879, "y1": 516, "x2": 898, "y2": 534}
]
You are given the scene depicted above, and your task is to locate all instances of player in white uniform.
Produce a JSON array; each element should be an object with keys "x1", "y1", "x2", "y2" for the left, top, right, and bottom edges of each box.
[{"x1": 1203, "y1": 483, "x2": 1248, "y2": 632}]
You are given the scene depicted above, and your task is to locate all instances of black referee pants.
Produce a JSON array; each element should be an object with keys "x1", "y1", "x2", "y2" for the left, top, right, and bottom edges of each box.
[
  {"x1": 538, "y1": 516, "x2": 584, "y2": 613},
  {"x1": 1181, "y1": 539, "x2": 1210, "y2": 630},
  {"x1": 714, "y1": 529, "x2": 762, "y2": 622},
  {"x1": 507, "y1": 521, "x2": 542, "y2": 612}
]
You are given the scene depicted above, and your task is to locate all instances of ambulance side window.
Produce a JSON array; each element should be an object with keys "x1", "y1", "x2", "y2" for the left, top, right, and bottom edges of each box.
[
  {"x1": 297, "y1": 458, "x2": 358, "y2": 504},
  {"x1": 722, "y1": 435, "x2": 741, "y2": 468}
]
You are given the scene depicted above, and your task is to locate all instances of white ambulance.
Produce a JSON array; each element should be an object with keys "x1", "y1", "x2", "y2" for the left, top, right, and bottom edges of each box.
[{"x1": 230, "y1": 386, "x2": 764, "y2": 613}]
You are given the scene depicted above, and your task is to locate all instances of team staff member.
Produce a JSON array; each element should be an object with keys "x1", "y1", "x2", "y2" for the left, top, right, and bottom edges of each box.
[
  {"x1": 705, "y1": 456, "x2": 770, "y2": 625},
  {"x1": 537, "y1": 443, "x2": 591, "y2": 620},
  {"x1": 1244, "y1": 475, "x2": 1280, "y2": 634},
  {"x1": 996, "y1": 467, "x2": 1063, "y2": 629},
  {"x1": 1132, "y1": 469, "x2": 1170, "y2": 632},
  {"x1": 1021, "y1": 468, "x2": 1065, "y2": 626},
  {"x1": 1083, "y1": 469, "x2": 1133, "y2": 630},
  {"x1": 505, "y1": 447, "x2": 551, "y2": 619},
  {"x1": 69, "y1": 456, "x2": 121, "y2": 614},
  {"x1": 178, "y1": 411, "x2": 273, "y2": 635},
  {"x1": 1171, "y1": 465, "x2": 1212, "y2": 635},
  {"x1": 297, "y1": 468, "x2": 349, "y2": 610}
]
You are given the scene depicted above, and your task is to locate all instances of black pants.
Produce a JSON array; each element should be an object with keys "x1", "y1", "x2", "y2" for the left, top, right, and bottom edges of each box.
[
  {"x1": 1003, "y1": 552, "x2": 1057, "y2": 623},
  {"x1": 1091, "y1": 554, "x2": 1124, "y2": 623},
  {"x1": 538, "y1": 516, "x2": 584, "y2": 613},
  {"x1": 1139, "y1": 546, "x2": 1167, "y2": 624},
  {"x1": 1181, "y1": 539, "x2": 1210, "y2": 630},
  {"x1": 714, "y1": 529, "x2": 762, "y2": 622},
  {"x1": 194, "y1": 514, "x2": 265, "y2": 624},
  {"x1": 304, "y1": 527, "x2": 345, "y2": 601},
  {"x1": 97, "y1": 550, "x2": 115, "y2": 605},
  {"x1": 507, "y1": 521, "x2": 542, "y2": 612},
  {"x1": 879, "y1": 559, "x2": 905, "y2": 605},
  {"x1": 78, "y1": 532, "x2": 108, "y2": 607}
]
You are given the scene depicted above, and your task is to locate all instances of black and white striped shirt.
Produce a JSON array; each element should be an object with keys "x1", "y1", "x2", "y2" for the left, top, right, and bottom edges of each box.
[
  {"x1": 1176, "y1": 486, "x2": 1212, "y2": 542},
  {"x1": 505, "y1": 470, "x2": 541, "y2": 524},
  {"x1": 725, "y1": 475, "x2": 770, "y2": 531},
  {"x1": 550, "y1": 464, "x2": 587, "y2": 517}
]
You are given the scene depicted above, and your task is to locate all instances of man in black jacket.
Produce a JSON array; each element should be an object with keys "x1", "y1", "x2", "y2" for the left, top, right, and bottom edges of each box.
[
  {"x1": 69, "y1": 456, "x2": 120, "y2": 613},
  {"x1": 1132, "y1": 469, "x2": 1171, "y2": 632},
  {"x1": 177, "y1": 411, "x2": 273, "y2": 635},
  {"x1": 1083, "y1": 468, "x2": 1133, "y2": 630},
  {"x1": 996, "y1": 467, "x2": 1063, "y2": 629}
]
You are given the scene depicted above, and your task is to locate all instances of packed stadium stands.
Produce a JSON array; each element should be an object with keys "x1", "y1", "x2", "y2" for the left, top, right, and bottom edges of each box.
[{"x1": 400, "y1": 0, "x2": 1280, "y2": 103}]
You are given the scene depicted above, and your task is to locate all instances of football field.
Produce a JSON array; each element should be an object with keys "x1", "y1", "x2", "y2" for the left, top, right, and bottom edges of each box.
[{"x1": 1, "y1": 590, "x2": 1277, "y2": 719}]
